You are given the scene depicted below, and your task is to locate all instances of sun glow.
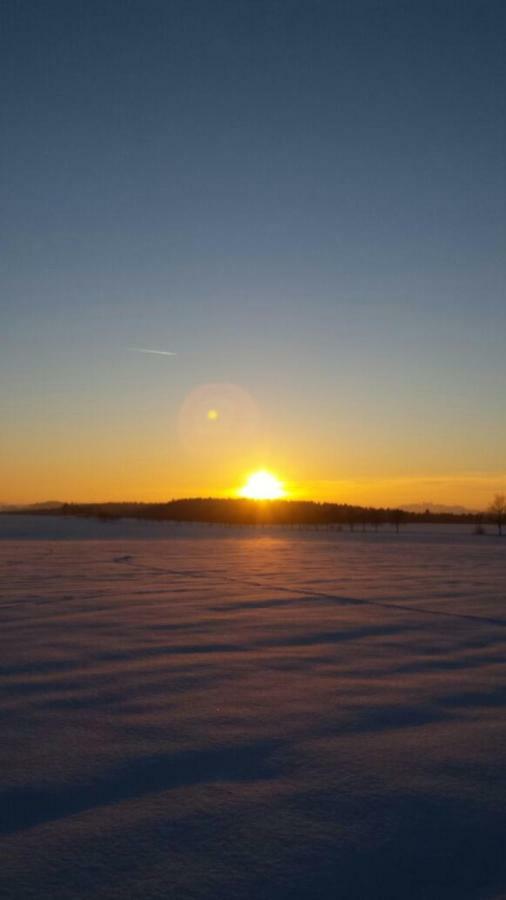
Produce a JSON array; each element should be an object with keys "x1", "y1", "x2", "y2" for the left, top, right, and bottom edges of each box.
[{"x1": 239, "y1": 470, "x2": 285, "y2": 500}]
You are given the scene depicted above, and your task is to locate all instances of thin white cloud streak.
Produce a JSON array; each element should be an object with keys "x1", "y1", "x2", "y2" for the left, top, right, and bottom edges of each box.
[{"x1": 128, "y1": 347, "x2": 177, "y2": 356}]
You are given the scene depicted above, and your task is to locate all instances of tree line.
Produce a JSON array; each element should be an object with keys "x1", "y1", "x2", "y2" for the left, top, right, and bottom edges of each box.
[{"x1": 43, "y1": 498, "x2": 487, "y2": 531}]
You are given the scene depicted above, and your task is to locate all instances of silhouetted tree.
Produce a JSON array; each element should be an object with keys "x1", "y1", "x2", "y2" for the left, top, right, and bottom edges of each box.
[
  {"x1": 346, "y1": 508, "x2": 356, "y2": 532},
  {"x1": 369, "y1": 508, "x2": 384, "y2": 531},
  {"x1": 488, "y1": 494, "x2": 506, "y2": 536},
  {"x1": 474, "y1": 514, "x2": 486, "y2": 536},
  {"x1": 390, "y1": 508, "x2": 405, "y2": 533}
]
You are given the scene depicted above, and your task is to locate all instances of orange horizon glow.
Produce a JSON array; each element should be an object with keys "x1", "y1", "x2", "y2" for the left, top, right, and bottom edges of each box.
[{"x1": 3, "y1": 445, "x2": 506, "y2": 511}]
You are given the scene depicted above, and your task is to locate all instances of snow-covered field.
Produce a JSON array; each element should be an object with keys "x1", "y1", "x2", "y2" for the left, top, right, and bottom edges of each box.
[{"x1": 1, "y1": 518, "x2": 506, "y2": 899}]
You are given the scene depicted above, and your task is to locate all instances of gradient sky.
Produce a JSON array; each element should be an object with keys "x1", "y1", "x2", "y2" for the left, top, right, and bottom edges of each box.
[{"x1": 2, "y1": 0, "x2": 506, "y2": 507}]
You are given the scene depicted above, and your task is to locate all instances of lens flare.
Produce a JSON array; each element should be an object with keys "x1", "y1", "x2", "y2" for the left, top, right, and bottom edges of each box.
[{"x1": 177, "y1": 383, "x2": 261, "y2": 458}]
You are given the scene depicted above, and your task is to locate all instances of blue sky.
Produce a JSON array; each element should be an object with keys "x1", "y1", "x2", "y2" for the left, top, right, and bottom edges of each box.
[{"x1": 2, "y1": 0, "x2": 505, "y2": 504}]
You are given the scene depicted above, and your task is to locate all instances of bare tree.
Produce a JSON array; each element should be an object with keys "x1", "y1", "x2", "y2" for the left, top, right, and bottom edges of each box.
[
  {"x1": 488, "y1": 494, "x2": 506, "y2": 536},
  {"x1": 390, "y1": 508, "x2": 405, "y2": 533}
]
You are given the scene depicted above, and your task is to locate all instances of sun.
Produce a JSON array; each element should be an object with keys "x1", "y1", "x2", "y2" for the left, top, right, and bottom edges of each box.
[{"x1": 239, "y1": 470, "x2": 285, "y2": 500}]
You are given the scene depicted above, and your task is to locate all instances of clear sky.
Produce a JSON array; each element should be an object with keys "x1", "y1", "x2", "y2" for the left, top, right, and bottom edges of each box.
[{"x1": 2, "y1": 0, "x2": 506, "y2": 507}]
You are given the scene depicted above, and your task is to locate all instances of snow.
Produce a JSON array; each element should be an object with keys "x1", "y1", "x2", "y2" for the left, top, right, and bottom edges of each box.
[{"x1": 1, "y1": 521, "x2": 506, "y2": 898}]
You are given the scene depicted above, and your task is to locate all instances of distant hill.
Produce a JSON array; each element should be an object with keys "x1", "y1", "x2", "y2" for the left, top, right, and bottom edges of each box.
[
  {"x1": 10, "y1": 497, "x2": 484, "y2": 529},
  {"x1": 6, "y1": 498, "x2": 489, "y2": 527},
  {"x1": 0, "y1": 501, "x2": 63, "y2": 512}
]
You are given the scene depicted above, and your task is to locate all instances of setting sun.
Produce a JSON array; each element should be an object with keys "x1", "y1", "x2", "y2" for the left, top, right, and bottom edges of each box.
[{"x1": 239, "y1": 470, "x2": 285, "y2": 500}]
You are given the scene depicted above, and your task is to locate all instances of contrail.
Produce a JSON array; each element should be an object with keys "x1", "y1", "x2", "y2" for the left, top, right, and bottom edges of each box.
[{"x1": 128, "y1": 347, "x2": 177, "y2": 356}]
